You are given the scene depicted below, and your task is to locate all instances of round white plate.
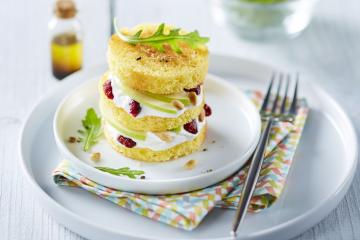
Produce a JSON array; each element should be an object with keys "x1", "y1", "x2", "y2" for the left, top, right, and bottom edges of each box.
[
  {"x1": 53, "y1": 74, "x2": 260, "y2": 194},
  {"x1": 20, "y1": 55, "x2": 358, "y2": 240}
]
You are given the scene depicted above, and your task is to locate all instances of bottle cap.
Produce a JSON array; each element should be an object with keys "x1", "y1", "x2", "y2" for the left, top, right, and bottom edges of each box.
[{"x1": 55, "y1": 0, "x2": 77, "y2": 19}]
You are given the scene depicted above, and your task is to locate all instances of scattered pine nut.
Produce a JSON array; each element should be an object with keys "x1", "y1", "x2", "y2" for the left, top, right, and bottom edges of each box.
[
  {"x1": 91, "y1": 152, "x2": 101, "y2": 162},
  {"x1": 154, "y1": 132, "x2": 174, "y2": 143},
  {"x1": 184, "y1": 159, "x2": 197, "y2": 170},
  {"x1": 68, "y1": 136, "x2": 76, "y2": 143},
  {"x1": 198, "y1": 109, "x2": 205, "y2": 122},
  {"x1": 188, "y1": 92, "x2": 197, "y2": 106},
  {"x1": 172, "y1": 100, "x2": 184, "y2": 110}
]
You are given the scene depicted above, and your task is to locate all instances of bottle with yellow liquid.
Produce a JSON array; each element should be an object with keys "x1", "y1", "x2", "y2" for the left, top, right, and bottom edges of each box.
[{"x1": 49, "y1": 0, "x2": 83, "y2": 80}]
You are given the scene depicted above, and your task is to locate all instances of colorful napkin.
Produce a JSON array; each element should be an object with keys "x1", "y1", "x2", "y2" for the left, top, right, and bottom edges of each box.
[{"x1": 53, "y1": 90, "x2": 309, "y2": 230}]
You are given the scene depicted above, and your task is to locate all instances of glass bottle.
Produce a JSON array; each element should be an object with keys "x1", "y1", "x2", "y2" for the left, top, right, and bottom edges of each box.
[{"x1": 48, "y1": 0, "x2": 83, "y2": 80}]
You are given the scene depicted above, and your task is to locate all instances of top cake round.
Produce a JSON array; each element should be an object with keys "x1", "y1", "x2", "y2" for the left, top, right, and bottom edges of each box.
[{"x1": 107, "y1": 24, "x2": 209, "y2": 94}]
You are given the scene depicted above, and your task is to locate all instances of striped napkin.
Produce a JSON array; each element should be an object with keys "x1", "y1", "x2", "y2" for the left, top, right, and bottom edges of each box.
[{"x1": 53, "y1": 90, "x2": 309, "y2": 230}]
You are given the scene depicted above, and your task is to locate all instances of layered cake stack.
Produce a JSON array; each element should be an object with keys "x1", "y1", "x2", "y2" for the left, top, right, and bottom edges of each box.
[{"x1": 99, "y1": 24, "x2": 211, "y2": 162}]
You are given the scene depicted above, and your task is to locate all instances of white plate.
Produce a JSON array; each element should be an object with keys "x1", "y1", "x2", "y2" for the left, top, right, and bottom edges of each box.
[
  {"x1": 53, "y1": 74, "x2": 261, "y2": 194},
  {"x1": 19, "y1": 55, "x2": 358, "y2": 240}
]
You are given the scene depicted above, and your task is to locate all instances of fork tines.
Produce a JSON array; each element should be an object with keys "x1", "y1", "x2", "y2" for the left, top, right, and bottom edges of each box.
[{"x1": 260, "y1": 72, "x2": 299, "y2": 120}]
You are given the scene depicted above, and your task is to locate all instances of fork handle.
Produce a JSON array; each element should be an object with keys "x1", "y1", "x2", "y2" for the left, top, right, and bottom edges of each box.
[{"x1": 231, "y1": 118, "x2": 274, "y2": 235}]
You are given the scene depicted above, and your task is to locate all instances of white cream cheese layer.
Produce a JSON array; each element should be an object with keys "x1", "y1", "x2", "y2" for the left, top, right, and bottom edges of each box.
[
  {"x1": 110, "y1": 74, "x2": 204, "y2": 118},
  {"x1": 105, "y1": 119, "x2": 206, "y2": 151}
]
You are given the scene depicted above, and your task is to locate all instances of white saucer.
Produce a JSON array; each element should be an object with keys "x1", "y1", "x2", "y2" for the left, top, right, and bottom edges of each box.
[
  {"x1": 53, "y1": 74, "x2": 261, "y2": 194},
  {"x1": 19, "y1": 55, "x2": 358, "y2": 240}
]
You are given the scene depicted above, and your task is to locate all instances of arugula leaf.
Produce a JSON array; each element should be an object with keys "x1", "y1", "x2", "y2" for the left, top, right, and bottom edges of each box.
[
  {"x1": 78, "y1": 108, "x2": 102, "y2": 152},
  {"x1": 95, "y1": 166, "x2": 145, "y2": 179},
  {"x1": 114, "y1": 19, "x2": 209, "y2": 53}
]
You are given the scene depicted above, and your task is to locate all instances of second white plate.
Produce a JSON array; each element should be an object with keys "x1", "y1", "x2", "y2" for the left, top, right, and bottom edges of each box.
[{"x1": 53, "y1": 73, "x2": 261, "y2": 194}]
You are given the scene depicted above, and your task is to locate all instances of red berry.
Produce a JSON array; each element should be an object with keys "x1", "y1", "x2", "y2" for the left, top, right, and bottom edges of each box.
[
  {"x1": 103, "y1": 80, "x2": 114, "y2": 99},
  {"x1": 183, "y1": 119, "x2": 198, "y2": 134},
  {"x1": 184, "y1": 85, "x2": 201, "y2": 95},
  {"x1": 129, "y1": 100, "x2": 141, "y2": 117},
  {"x1": 204, "y1": 104, "x2": 212, "y2": 116},
  {"x1": 117, "y1": 135, "x2": 136, "y2": 148}
]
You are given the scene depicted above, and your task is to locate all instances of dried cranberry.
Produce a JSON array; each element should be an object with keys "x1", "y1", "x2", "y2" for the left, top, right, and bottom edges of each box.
[
  {"x1": 129, "y1": 100, "x2": 141, "y2": 117},
  {"x1": 184, "y1": 85, "x2": 201, "y2": 95},
  {"x1": 204, "y1": 104, "x2": 212, "y2": 116},
  {"x1": 117, "y1": 135, "x2": 136, "y2": 148},
  {"x1": 103, "y1": 80, "x2": 114, "y2": 99},
  {"x1": 183, "y1": 119, "x2": 198, "y2": 134}
]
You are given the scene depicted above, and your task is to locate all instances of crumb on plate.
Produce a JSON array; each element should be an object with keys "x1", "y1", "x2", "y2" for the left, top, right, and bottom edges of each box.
[
  {"x1": 184, "y1": 159, "x2": 197, "y2": 170},
  {"x1": 91, "y1": 152, "x2": 101, "y2": 162}
]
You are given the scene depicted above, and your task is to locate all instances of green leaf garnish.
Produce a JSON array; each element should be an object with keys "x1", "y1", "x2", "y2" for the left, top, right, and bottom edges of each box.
[
  {"x1": 114, "y1": 19, "x2": 209, "y2": 53},
  {"x1": 95, "y1": 166, "x2": 145, "y2": 179},
  {"x1": 78, "y1": 108, "x2": 102, "y2": 152}
]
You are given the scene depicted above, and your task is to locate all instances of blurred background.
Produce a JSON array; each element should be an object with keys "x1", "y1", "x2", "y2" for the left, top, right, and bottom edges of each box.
[
  {"x1": 1, "y1": 0, "x2": 360, "y2": 239},
  {"x1": 1, "y1": 0, "x2": 359, "y2": 114}
]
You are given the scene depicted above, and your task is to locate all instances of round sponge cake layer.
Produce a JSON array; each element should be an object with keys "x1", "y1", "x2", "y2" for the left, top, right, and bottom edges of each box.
[
  {"x1": 107, "y1": 24, "x2": 209, "y2": 94},
  {"x1": 104, "y1": 124, "x2": 207, "y2": 162},
  {"x1": 99, "y1": 75, "x2": 204, "y2": 132}
]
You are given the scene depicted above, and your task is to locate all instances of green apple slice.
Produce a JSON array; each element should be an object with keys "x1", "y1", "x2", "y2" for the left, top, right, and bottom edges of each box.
[
  {"x1": 99, "y1": 101, "x2": 146, "y2": 141},
  {"x1": 121, "y1": 85, "x2": 178, "y2": 114},
  {"x1": 170, "y1": 126, "x2": 182, "y2": 133},
  {"x1": 105, "y1": 117, "x2": 146, "y2": 141},
  {"x1": 145, "y1": 92, "x2": 191, "y2": 106}
]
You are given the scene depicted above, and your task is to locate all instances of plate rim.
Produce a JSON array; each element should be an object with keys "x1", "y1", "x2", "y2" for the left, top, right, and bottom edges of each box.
[{"x1": 19, "y1": 54, "x2": 359, "y2": 240}]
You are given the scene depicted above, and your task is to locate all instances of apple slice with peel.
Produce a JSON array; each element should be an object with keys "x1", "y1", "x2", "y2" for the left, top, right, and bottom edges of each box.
[
  {"x1": 145, "y1": 92, "x2": 191, "y2": 106},
  {"x1": 105, "y1": 118, "x2": 146, "y2": 141},
  {"x1": 121, "y1": 84, "x2": 178, "y2": 114},
  {"x1": 171, "y1": 126, "x2": 182, "y2": 133},
  {"x1": 99, "y1": 101, "x2": 146, "y2": 140}
]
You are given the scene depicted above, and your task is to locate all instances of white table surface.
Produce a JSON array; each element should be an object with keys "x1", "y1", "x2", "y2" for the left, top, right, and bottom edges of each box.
[{"x1": 1, "y1": 0, "x2": 359, "y2": 239}]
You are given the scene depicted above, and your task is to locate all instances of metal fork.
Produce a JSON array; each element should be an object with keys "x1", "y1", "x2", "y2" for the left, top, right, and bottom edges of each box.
[{"x1": 231, "y1": 72, "x2": 299, "y2": 237}]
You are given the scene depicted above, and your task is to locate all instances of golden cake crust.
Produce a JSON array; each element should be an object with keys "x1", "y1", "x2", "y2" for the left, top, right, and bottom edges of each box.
[
  {"x1": 104, "y1": 124, "x2": 207, "y2": 162},
  {"x1": 99, "y1": 74, "x2": 204, "y2": 131},
  {"x1": 107, "y1": 24, "x2": 209, "y2": 94}
]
